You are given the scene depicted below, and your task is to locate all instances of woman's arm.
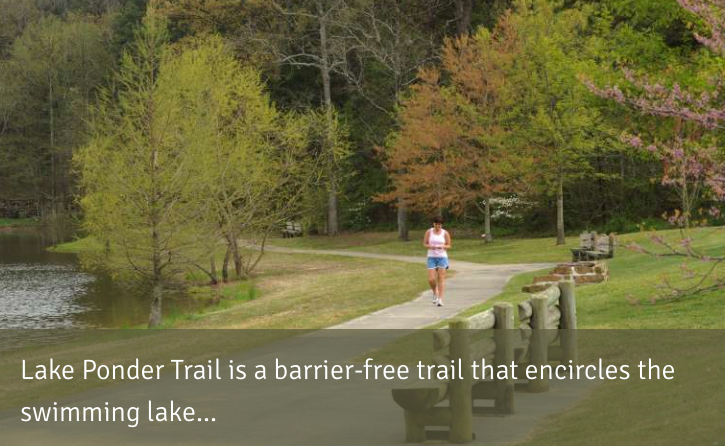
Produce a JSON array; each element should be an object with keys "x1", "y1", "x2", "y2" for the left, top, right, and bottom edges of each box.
[
  {"x1": 443, "y1": 231, "x2": 452, "y2": 250},
  {"x1": 423, "y1": 229, "x2": 431, "y2": 248}
]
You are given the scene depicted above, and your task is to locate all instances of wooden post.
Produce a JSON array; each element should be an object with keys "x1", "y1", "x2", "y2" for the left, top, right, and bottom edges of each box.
[
  {"x1": 558, "y1": 280, "x2": 578, "y2": 364},
  {"x1": 493, "y1": 303, "x2": 515, "y2": 414},
  {"x1": 558, "y1": 280, "x2": 577, "y2": 329},
  {"x1": 528, "y1": 296, "x2": 549, "y2": 393},
  {"x1": 449, "y1": 319, "x2": 473, "y2": 443},
  {"x1": 403, "y1": 410, "x2": 426, "y2": 443}
]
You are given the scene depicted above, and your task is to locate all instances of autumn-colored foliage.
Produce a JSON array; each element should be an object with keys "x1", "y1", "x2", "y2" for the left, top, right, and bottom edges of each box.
[{"x1": 379, "y1": 14, "x2": 529, "y2": 221}]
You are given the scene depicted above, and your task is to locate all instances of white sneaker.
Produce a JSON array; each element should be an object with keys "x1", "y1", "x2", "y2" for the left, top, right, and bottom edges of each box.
[
  {"x1": 436, "y1": 299, "x2": 444, "y2": 307},
  {"x1": 432, "y1": 294, "x2": 438, "y2": 304}
]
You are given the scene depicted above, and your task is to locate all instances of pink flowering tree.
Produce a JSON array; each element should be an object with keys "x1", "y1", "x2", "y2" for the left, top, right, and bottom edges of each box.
[
  {"x1": 585, "y1": 0, "x2": 725, "y2": 300},
  {"x1": 622, "y1": 131, "x2": 725, "y2": 228}
]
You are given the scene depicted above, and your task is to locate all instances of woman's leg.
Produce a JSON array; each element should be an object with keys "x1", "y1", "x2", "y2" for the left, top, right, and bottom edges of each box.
[
  {"x1": 436, "y1": 268, "x2": 446, "y2": 301},
  {"x1": 427, "y1": 268, "x2": 438, "y2": 296}
]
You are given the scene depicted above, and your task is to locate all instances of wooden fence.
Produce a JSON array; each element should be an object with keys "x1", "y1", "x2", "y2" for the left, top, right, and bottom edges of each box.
[{"x1": 392, "y1": 280, "x2": 577, "y2": 443}]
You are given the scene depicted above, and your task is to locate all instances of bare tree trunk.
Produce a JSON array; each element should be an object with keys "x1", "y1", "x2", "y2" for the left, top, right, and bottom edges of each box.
[
  {"x1": 49, "y1": 78, "x2": 56, "y2": 212},
  {"x1": 455, "y1": 0, "x2": 473, "y2": 35},
  {"x1": 148, "y1": 224, "x2": 163, "y2": 328},
  {"x1": 484, "y1": 198, "x2": 493, "y2": 243},
  {"x1": 148, "y1": 281, "x2": 163, "y2": 328},
  {"x1": 556, "y1": 175, "x2": 565, "y2": 245},
  {"x1": 319, "y1": 3, "x2": 339, "y2": 236},
  {"x1": 149, "y1": 147, "x2": 163, "y2": 328},
  {"x1": 328, "y1": 182, "x2": 339, "y2": 236},
  {"x1": 397, "y1": 198, "x2": 409, "y2": 241},
  {"x1": 222, "y1": 245, "x2": 231, "y2": 283},
  {"x1": 229, "y1": 234, "x2": 243, "y2": 279},
  {"x1": 681, "y1": 177, "x2": 690, "y2": 229},
  {"x1": 209, "y1": 256, "x2": 218, "y2": 285}
]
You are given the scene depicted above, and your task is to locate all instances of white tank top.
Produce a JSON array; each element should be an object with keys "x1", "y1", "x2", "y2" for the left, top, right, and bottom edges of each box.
[{"x1": 427, "y1": 229, "x2": 448, "y2": 258}]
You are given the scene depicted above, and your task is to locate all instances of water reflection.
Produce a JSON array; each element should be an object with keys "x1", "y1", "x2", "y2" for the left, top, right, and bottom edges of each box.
[
  {"x1": 0, "y1": 264, "x2": 92, "y2": 328},
  {"x1": 0, "y1": 229, "x2": 195, "y2": 329}
]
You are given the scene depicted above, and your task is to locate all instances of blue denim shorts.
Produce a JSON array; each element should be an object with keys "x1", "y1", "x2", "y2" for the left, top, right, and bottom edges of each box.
[{"x1": 427, "y1": 257, "x2": 449, "y2": 270}]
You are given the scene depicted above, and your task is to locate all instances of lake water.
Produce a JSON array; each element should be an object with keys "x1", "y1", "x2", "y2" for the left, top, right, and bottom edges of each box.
[{"x1": 0, "y1": 229, "x2": 194, "y2": 328}]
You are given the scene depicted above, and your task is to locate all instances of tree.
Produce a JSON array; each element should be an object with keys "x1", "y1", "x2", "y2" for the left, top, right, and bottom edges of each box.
[
  {"x1": 76, "y1": 7, "x2": 211, "y2": 327},
  {"x1": 586, "y1": 0, "x2": 725, "y2": 299},
  {"x1": 78, "y1": 11, "x2": 321, "y2": 326},
  {"x1": 455, "y1": 0, "x2": 474, "y2": 35},
  {"x1": 2, "y1": 13, "x2": 112, "y2": 210},
  {"x1": 262, "y1": 0, "x2": 359, "y2": 235},
  {"x1": 158, "y1": 0, "x2": 460, "y2": 237},
  {"x1": 381, "y1": 18, "x2": 529, "y2": 238},
  {"x1": 162, "y1": 36, "x2": 318, "y2": 282},
  {"x1": 0, "y1": 0, "x2": 42, "y2": 56},
  {"x1": 340, "y1": 0, "x2": 450, "y2": 240},
  {"x1": 506, "y1": 0, "x2": 605, "y2": 244},
  {"x1": 619, "y1": 122, "x2": 724, "y2": 228},
  {"x1": 111, "y1": 0, "x2": 148, "y2": 54},
  {"x1": 0, "y1": 62, "x2": 38, "y2": 199}
]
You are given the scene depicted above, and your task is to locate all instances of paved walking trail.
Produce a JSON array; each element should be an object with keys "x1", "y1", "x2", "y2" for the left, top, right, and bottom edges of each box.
[
  {"x1": 263, "y1": 245, "x2": 554, "y2": 329},
  {"x1": 1, "y1": 247, "x2": 599, "y2": 446}
]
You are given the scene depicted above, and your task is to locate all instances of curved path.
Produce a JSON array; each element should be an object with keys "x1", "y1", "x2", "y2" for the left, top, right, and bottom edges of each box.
[{"x1": 263, "y1": 245, "x2": 554, "y2": 329}]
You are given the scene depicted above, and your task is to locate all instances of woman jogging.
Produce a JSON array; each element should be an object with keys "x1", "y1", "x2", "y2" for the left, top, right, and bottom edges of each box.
[{"x1": 424, "y1": 216, "x2": 451, "y2": 307}]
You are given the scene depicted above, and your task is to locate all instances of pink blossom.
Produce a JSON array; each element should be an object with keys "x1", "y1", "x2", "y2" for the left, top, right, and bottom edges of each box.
[
  {"x1": 612, "y1": 86, "x2": 625, "y2": 103},
  {"x1": 627, "y1": 243, "x2": 646, "y2": 253}
]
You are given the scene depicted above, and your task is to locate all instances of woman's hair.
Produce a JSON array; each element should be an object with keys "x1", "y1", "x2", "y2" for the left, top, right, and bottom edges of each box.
[{"x1": 432, "y1": 215, "x2": 444, "y2": 224}]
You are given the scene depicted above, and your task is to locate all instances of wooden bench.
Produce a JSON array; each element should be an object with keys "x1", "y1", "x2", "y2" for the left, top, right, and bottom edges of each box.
[
  {"x1": 571, "y1": 232, "x2": 615, "y2": 262},
  {"x1": 281, "y1": 221, "x2": 303, "y2": 238},
  {"x1": 391, "y1": 281, "x2": 577, "y2": 443}
]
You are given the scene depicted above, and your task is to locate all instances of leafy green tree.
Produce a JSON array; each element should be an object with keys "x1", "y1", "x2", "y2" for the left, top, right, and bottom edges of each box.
[
  {"x1": 266, "y1": 0, "x2": 357, "y2": 235},
  {"x1": 78, "y1": 11, "x2": 322, "y2": 325},
  {"x1": 76, "y1": 8, "x2": 211, "y2": 327},
  {"x1": 0, "y1": 61, "x2": 39, "y2": 199},
  {"x1": 569, "y1": 0, "x2": 717, "y2": 230},
  {"x1": 2, "y1": 13, "x2": 111, "y2": 208},
  {"x1": 111, "y1": 0, "x2": 147, "y2": 54},
  {"x1": 162, "y1": 36, "x2": 318, "y2": 281},
  {"x1": 506, "y1": 0, "x2": 607, "y2": 244},
  {"x1": 0, "y1": 0, "x2": 42, "y2": 56}
]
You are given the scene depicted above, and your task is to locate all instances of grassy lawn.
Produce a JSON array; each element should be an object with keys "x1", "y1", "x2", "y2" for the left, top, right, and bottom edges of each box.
[
  {"x1": 46, "y1": 236, "x2": 98, "y2": 253},
  {"x1": 20, "y1": 228, "x2": 725, "y2": 445},
  {"x1": 51, "y1": 227, "x2": 725, "y2": 329},
  {"x1": 0, "y1": 217, "x2": 39, "y2": 228},
  {"x1": 174, "y1": 251, "x2": 430, "y2": 329},
  {"x1": 508, "y1": 330, "x2": 725, "y2": 446},
  {"x1": 270, "y1": 230, "x2": 574, "y2": 264},
  {"x1": 48, "y1": 238, "x2": 432, "y2": 329},
  {"x1": 451, "y1": 227, "x2": 725, "y2": 328}
]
